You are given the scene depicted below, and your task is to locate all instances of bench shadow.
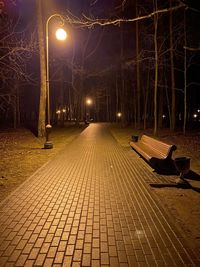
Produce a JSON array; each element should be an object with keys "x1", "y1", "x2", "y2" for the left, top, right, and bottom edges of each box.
[
  {"x1": 184, "y1": 170, "x2": 200, "y2": 181},
  {"x1": 154, "y1": 167, "x2": 200, "y2": 181},
  {"x1": 150, "y1": 161, "x2": 200, "y2": 193},
  {"x1": 150, "y1": 180, "x2": 200, "y2": 193}
]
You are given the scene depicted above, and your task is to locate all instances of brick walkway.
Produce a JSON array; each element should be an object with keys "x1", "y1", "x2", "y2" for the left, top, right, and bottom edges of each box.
[{"x1": 0, "y1": 123, "x2": 199, "y2": 267}]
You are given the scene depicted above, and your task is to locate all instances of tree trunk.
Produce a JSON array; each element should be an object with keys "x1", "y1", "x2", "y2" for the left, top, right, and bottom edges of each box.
[
  {"x1": 183, "y1": 9, "x2": 187, "y2": 135},
  {"x1": 70, "y1": 40, "x2": 76, "y2": 121},
  {"x1": 116, "y1": 73, "x2": 119, "y2": 122},
  {"x1": 120, "y1": 20, "x2": 125, "y2": 126},
  {"x1": 16, "y1": 86, "x2": 20, "y2": 126},
  {"x1": 158, "y1": 87, "x2": 163, "y2": 128},
  {"x1": 136, "y1": 4, "x2": 140, "y2": 129},
  {"x1": 13, "y1": 95, "x2": 17, "y2": 129},
  {"x1": 153, "y1": 0, "x2": 158, "y2": 136},
  {"x1": 170, "y1": 0, "x2": 176, "y2": 131},
  {"x1": 36, "y1": 0, "x2": 47, "y2": 137},
  {"x1": 144, "y1": 61, "x2": 150, "y2": 130}
]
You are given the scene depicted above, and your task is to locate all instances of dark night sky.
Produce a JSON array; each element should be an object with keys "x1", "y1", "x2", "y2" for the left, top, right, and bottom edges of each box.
[
  {"x1": 1, "y1": 0, "x2": 199, "y2": 124},
  {"x1": 3, "y1": 0, "x2": 200, "y2": 78}
]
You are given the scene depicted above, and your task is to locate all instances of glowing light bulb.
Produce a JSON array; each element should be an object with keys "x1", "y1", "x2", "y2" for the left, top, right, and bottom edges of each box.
[{"x1": 56, "y1": 28, "x2": 67, "y2": 41}]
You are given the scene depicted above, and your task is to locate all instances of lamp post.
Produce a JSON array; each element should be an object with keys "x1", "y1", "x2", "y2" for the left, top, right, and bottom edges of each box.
[
  {"x1": 85, "y1": 98, "x2": 92, "y2": 124},
  {"x1": 117, "y1": 112, "x2": 122, "y2": 118},
  {"x1": 44, "y1": 14, "x2": 67, "y2": 149},
  {"x1": 117, "y1": 112, "x2": 122, "y2": 124}
]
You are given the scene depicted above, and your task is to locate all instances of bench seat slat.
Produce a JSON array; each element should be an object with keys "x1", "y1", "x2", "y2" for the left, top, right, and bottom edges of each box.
[
  {"x1": 130, "y1": 142, "x2": 153, "y2": 160},
  {"x1": 130, "y1": 142, "x2": 167, "y2": 159}
]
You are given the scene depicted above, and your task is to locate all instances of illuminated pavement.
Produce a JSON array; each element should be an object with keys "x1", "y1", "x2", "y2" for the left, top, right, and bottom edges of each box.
[{"x1": 0, "y1": 123, "x2": 199, "y2": 267}]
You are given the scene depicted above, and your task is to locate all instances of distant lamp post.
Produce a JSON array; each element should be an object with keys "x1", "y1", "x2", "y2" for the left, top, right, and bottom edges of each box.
[
  {"x1": 44, "y1": 14, "x2": 67, "y2": 149},
  {"x1": 86, "y1": 98, "x2": 92, "y2": 106},
  {"x1": 117, "y1": 112, "x2": 122, "y2": 123},
  {"x1": 193, "y1": 114, "x2": 197, "y2": 119},
  {"x1": 85, "y1": 98, "x2": 92, "y2": 123},
  {"x1": 117, "y1": 112, "x2": 122, "y2": 118}
]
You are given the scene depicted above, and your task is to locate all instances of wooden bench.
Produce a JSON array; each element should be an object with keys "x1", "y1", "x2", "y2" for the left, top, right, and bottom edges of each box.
[{"x1": 130, "y1": 135, "x2": 177, "y2": 172}]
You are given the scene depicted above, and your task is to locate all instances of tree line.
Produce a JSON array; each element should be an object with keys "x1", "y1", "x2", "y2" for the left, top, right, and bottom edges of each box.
[{"x1": 0, "y1": 0, "x2": 199, "y2": 135}]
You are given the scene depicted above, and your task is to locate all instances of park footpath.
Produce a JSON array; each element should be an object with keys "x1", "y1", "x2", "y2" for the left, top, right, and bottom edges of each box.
[{"x1": 0, "y1": 123, "x2": 199, "y2": 267}]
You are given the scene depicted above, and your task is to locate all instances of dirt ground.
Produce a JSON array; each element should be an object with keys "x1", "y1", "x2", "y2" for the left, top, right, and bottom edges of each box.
[
  {"x1": 0, "y1": 124, "x2": 200, "y2": 253},
  {"x1": 0, "y1": 125, "x2": 86, "y2": 202}
]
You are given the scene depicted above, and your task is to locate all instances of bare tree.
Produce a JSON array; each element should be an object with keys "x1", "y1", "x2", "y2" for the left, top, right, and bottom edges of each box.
[
  {"x1": 0, "y1": 3, "x2": 36, "y2": 127},
  {"x1": 153, "y1": 0, "x2": 158, "y2": 135},
  {"x1": 170, "y1": 0, "x2": 176, "y2": 131},
  {"x1": 135, "y1": 2, "x2": 141, "y2": 129}
]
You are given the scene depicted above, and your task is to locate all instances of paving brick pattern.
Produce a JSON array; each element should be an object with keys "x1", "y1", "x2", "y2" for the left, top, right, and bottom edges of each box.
[{"x1": 0, "y1": 123, "x2": 199, "y2": 266}]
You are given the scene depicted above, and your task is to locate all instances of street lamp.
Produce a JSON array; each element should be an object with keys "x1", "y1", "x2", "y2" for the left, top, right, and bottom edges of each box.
[
  {"x1": 85, "y1": 98, "x2": 92, "y2": 124},
  {"x1": 86, "y1": 98, "x2": 92, "y2": 106},
  {"x1": 44, "y1": 14, "x2": 67, "y2": 149},
  {"x1": 117, "y1": 112, "x2": 122, "y2": 118}
]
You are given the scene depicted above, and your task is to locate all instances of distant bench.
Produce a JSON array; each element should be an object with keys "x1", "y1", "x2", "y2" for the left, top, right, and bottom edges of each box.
[{"x1": 130, "y1": 135, "x2": 177, "y2": 172}]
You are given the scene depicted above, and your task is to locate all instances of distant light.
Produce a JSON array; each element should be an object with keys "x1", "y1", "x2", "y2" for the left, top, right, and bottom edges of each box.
[
  {"x1": 62, "y1": 109, "x2": 66, "y2": 113},
  {"x1": 162, "y1": 114, "x2": 166, "y2": 119},
  {"x1": 56, "y1": 110, "x2": 61, "y2": 114},
  {"x1": 56, "y1": 28, "x2": 67, "y2": 41},
  {"x1": 193, "y1": 114, "x2": 197, "y2": 118},
  {"x1": 86, "y1": 98, "x2": 92, "y2": 105},
  {"x1": 197, "y1": 109, "x2": 200, "y2": 113},
  {"x1": 117, "y1": 112, "x2": 122, "y2": 118}
]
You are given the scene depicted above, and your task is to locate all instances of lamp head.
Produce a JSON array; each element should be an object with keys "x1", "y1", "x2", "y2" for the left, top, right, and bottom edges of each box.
[{"x1": 56, "y1": 28, "x2": 67, "y2": 41}]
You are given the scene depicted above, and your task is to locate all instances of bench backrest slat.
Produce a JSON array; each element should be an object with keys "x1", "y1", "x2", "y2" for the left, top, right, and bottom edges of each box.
[{"x1": 140, "y1": 135, "x2": 176, "y2": 158}]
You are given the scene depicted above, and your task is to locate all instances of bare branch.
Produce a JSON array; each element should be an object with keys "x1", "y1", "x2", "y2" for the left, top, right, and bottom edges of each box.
[
  {"x1": 84, "y1": 28, "x2": 104, "y2": 61},
  {"x1": 0, "y1": 15, "x2": 37, "y2": 88},
  {"x1": 64, "y1": 4, "x2": 186, "y2": 28},
  {"x1": 184, "y1": 46, "x2": 200, "y2": 51}
]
